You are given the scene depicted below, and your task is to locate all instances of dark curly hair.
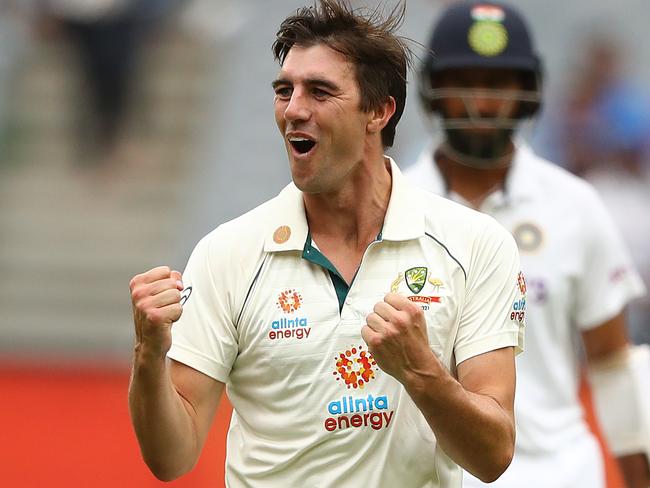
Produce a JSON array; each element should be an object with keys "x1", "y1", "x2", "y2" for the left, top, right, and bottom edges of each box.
[{"x1": 273, "y1": 0, "x2": 411, "y2": 148}]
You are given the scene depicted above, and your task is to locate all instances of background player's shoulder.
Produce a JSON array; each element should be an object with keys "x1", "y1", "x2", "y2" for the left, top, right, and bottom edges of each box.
[
  {"x1": 420, "y1": 187, "x2": 509, "y2": 237},
  {"x1": 525, "y1": 150, "x2": 605, "y2": 207},
  {"x1": 414, "y1": 185, "x2": 517, "y2": 271}
]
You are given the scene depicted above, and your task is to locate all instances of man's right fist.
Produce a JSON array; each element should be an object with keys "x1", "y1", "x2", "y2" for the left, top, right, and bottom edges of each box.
[{"x1": 130, "y1": 266, "x2": 185, "y2": 355}]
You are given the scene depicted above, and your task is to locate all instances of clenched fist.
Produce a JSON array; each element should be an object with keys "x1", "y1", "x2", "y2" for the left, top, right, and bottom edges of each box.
[
  {"x1": 362, "y1": 293, "x2": 436, "y2": 385},
  {"x1": 130, "y1": 266, "x2": 185, "y2": 357}
]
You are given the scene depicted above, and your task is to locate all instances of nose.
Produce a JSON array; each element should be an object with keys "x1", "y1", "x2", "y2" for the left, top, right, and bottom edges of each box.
[
  {"x1": 284, "y1": 89, "x2": 311, "y2": 123},
  {"x1": 470, "y1": 92, "x2": 496, "y2": 117}
]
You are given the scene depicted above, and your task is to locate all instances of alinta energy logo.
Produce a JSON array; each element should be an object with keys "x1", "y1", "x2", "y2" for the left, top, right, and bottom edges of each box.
[
  {"x1": 268, "y1": 288, "x2": 310, "y2": 341},
  {"x1": 332, "y1": 345, "x2": 376, "y2": 389},
  {"x1": 324, "y1": 345, "x2": 394, "y2": 432},
  {"x1": 510, "y1": 271, "x2": 527, "y2": 324}
]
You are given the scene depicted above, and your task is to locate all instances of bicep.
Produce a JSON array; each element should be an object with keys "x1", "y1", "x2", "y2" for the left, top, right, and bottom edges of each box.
[
  {"x1": 457, "y1": 347, "x2": 516, "y2": 414},
  {"x1": 582, "y1": 312, "x2": 629, "y2": 364},
  {"x1": 170, "y1": 359, "x2": 225, "y2": 447}
]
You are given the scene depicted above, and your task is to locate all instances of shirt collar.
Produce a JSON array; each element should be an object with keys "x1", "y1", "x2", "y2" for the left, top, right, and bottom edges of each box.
[
  {"x1": 263, "y1": 182, "x2": 310, "y2": 252},
  {"x1": 381, "y1": 157, "x2": 425, "y2": 241},
  {"x1": 504, "y1": 143, "x2": 542, "y2": 203},
  {"x1": 263, "y1": 157, "x2": 424, "y2": 252}
]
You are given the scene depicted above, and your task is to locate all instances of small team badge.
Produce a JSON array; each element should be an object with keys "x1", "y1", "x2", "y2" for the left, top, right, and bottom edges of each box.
[
  {"x1": 468, "y1": 5, "x2": 508, "y2": 57},
  {"x1": 512, "y1": 222, "x2": 544, "y2": 252},
  {"x1": 273, "y1": 225, "x2": 291, "y2": 244},
  {"x1": 405, "y1": 267, "x2": 427, "y2": 294},
  {"x1": 391, "y1": 267, "x2": 444, "y2": 308}
]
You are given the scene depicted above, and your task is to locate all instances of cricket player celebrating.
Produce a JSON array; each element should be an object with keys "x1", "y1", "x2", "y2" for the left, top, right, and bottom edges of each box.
[
  {"x1": 127, "y1": 1, "x2": 527, "y2": 486},
  {"x1": 406, "y1": 2, "x2": 650, "y2": 487}
]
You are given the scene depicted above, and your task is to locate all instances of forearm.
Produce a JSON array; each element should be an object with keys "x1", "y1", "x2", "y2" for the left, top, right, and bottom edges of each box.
[
  {"x1": 617, "y1": 453, "x2": 650, "y2": 488},
  {"x1": 128, "y1": 347, "x2": 200, "y2": 481},
  {"x1": 404, "y1": 354, "x2": 515, "y2": 483}
]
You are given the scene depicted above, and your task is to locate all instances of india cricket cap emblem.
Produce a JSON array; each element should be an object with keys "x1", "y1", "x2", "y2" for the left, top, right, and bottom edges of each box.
[{"x1": 468, "y1": 5, "x2": 508, "y2": 57}]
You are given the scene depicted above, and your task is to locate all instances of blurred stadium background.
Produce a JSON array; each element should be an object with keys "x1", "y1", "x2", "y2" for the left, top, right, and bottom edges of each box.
[{"x1": 0, "y1": 0, "x2": 647, "y2": 486}]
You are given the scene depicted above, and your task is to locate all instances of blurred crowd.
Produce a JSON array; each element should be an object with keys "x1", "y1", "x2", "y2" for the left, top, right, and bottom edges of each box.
[
  {"x1": 0, "y1": 0, "x2": 648, "y2": 389},
  {"x1": 0, "y1": 2, "x2": 648, "y2": 487}
]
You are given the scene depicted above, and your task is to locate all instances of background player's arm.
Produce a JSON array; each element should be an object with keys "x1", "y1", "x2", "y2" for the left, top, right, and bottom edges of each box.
[
  {"x1": 128, "y1": 266, "x2": 224, "y2": 481},
  {"x1": 582, "y1": 312, "x2": 650, "y2": 488},
  {"x1": 364, "y1": 293, "x2": 516, "y2": 483}
]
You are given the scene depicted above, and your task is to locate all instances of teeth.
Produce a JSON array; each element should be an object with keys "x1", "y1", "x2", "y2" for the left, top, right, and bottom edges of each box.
[{"x1": 288, "y1": 136, "x2": 312, "y2": 142}]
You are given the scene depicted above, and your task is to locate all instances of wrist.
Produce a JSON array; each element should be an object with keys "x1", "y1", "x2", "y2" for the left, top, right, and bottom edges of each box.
[
  {"x1": 133, "y1": 341, "x2": 169, "y2": 369},
  {"x1": 403, "y1": 352, "x2": 456, "y2": 402}
]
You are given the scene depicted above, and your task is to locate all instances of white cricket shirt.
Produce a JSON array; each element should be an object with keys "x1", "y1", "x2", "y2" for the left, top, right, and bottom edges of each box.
[
  {"x1": 406, "y1": 144, "x2": 646, "y2": 488},
  {"x1": 168, "y1": 158, "x2": 525, "y2": 487}
]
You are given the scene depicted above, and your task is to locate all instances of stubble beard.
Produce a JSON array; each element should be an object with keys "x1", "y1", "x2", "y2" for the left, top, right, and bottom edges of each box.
[{"x1": 444, "y1": 128, "x2": 514, "y2": 167}]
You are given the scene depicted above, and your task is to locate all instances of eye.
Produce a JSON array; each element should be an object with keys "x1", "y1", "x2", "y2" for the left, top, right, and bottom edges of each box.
[
  {"x1": 312, "y1": 88, "x2": 330, "y2": 99},
  {"x1": 274, "y1": 86, "x2": 292, "y2": 99}
]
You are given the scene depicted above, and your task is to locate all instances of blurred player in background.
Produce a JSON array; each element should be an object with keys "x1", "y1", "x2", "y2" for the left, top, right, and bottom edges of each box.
[
  {"x1": 128, "y1": 1, "x2": 526, "y2": 486},
  {"x1": 406, "y1": 2, "x2": 650, "y2": 487}
]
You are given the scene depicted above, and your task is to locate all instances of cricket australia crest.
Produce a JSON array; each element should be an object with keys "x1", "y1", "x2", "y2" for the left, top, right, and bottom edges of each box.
[
  {"x1": 391, "y1": 267, "x2": 445, "y2": 310},
  {"x1": 405, "y1": 267, "x2": 427, "y2": 294}
]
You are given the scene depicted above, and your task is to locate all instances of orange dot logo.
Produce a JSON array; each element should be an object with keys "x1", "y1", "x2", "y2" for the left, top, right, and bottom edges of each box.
[
  {"x1": 332, "y1": 346, "x2": 377, "y2": 389},
  {"x1": 277, "y1": 289, "x2": 302, "y2": 313},
  {"x1": 273, "y1": 225, "x2": 291, "y2": 244},
  {"x1": 517, "y1": 271, "x2": 527, "y2": 295}
]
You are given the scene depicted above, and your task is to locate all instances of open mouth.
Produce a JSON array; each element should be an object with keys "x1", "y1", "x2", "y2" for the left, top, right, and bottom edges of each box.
[{"x1": 289, "y1": 137, "x2": 316, "y2": 155}]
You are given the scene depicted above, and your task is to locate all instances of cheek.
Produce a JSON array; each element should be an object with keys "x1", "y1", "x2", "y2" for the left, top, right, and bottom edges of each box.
[
  {"x1": 274, "y1": 103, "x2": 286, "y2": 132},
  {"x1": 440, "y1": 99, "x2": 466, "y2": 117}
]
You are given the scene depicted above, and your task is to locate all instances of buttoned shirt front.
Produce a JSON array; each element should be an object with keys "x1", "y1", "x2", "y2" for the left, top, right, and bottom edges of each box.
[{"x1": 168, "y1": 158, "x2": 525, "y2": 488}]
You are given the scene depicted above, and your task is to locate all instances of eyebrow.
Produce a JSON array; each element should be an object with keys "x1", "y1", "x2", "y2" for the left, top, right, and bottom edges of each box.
[{"x1": 272, "y1": 77, "x2": 341, "y2": 92}]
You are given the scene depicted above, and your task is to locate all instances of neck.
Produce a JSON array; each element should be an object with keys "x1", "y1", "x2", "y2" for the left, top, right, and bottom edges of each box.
[
  {"x1": 304, "y1": 153, "x2": 391, "y2": 250},
  {"x1": 435, "y1": 145, "x2": 512, "y2": 209}
]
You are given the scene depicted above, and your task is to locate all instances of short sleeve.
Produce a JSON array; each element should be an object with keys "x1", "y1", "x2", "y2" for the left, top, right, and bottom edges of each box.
[
  {"x1": 574, "y1": 188, "x2": 646, "y2": 330},
  {"x1": 167, "y1": 233, "x2": 239, "y2": 383},
  {"x1": 454, "y1": 222, "x2": 526, "y2": 365}
]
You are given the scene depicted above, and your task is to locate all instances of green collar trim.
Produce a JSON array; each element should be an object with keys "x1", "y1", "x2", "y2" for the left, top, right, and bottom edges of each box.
[
  {"x1": 302, "y1": 231, "x2": 383, "y2": 312},
  {"x1": 302, "y1": 234, "x2": 349, "y2": 312}
]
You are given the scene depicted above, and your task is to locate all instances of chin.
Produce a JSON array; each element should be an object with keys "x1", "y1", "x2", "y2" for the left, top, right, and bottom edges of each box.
[{"x1": 446, "y1": 128, "x2": 514, "y2": 159}]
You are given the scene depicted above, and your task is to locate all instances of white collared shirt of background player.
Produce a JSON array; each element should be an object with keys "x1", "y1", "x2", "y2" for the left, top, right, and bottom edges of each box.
[
  {"x1": 405, "y1": 142, "x2": 646, "y2": 488},
  {"x1": 167, "y1": 157, "x2": 525, "y2": 488}
]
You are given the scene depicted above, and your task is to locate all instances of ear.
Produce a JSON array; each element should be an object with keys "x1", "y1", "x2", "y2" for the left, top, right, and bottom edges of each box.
[{"x1": 367, "y1": 96, "x2": 397, "y2": 135}]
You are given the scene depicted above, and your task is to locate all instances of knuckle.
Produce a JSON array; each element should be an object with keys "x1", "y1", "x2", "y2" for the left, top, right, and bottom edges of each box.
[
  {"x1": 131, "y1": 286, "x2": 144, "y2": 301},
  {"x1": 385, "y1": 325, "x2": 400, "y2": 339},
  {"x1": 369, "y1": 335, "x2": 383, "y2": 349},
  {"x1": 145, "y1": 309, "x2": 160, "y2": 324},
  {"x1": 129, "y1": 274, "x2": 144, "y2": 290},
  {"x1": 392, "y1": 314, "x2": 407, "y2": 329},
  {"x1": 411, "y1": 303, "x2": 424, "y2": 319}
]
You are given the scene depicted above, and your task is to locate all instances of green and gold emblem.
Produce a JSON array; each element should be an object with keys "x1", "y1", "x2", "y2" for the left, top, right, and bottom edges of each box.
[
  {"x1": 405, "y1": 267, "x2": 428, "y2": 294},
  {"x1": 468, "y1": 21, "x2": 508, "y2": 57}
]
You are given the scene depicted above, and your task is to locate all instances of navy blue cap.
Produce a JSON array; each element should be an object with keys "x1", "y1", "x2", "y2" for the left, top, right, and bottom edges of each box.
[{"x1": 424, "y1": 1, "x2": 541, "y2": 73}]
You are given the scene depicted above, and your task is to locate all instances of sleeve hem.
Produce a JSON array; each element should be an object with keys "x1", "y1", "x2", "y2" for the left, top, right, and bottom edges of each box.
[
  {"x1": 167, "y1": 343, "x2": 231, "y2": 384},
  {"x1": 455, "y1": 330, "x2": 523, "y2": 366},
  {"x1": 577, "y1": 285, "x2": 646, "y2": 331}
]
